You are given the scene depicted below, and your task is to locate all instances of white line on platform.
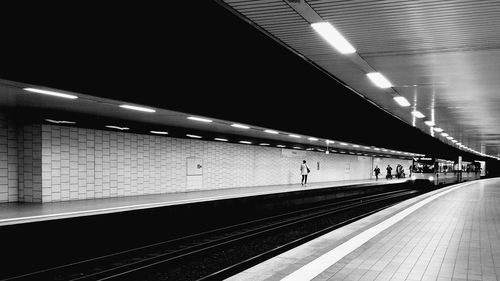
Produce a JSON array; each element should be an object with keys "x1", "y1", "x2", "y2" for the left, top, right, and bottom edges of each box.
[{"x1": 281, "y1": 180, "x2": 477, "y2": 281}]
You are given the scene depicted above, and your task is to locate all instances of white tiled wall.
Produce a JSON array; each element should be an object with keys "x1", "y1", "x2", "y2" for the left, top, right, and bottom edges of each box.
[
  {"x1": 0, "y1": 109, "x2": 412, "y2": 203},
  {"x1": 0, "y1": 111, "x2": 18, "y2": 203},
  {"x1": 37, "y1": 125, "x2": 412, "y2": 202},
  {"x1": 18, "y1": 124, "x2": 43, "y2": 203}
]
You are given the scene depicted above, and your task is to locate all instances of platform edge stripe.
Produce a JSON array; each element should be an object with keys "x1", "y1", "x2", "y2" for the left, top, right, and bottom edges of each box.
[{"x1": 280, "y1": 180, "x2": 480, "y2": 281}]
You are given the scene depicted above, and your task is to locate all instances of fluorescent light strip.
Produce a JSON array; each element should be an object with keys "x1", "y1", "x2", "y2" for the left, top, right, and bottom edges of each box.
[
  {"x1": 150, "y1": 131, "x2": 168, "y2": 135},
  {"x1": 45, "y1": 119, "x2": 76, "y2": 124},
  {"x1": 277, "y1": 145, "x2": 286, "y2": 148},
  {"x1": 308, "y1": 137, "x2": 319, "y2": 141},
  {"x1": 187, "y1": 116, "x2": 212, "y2": 123},
  {"x1": 186, "y1": 134, "x2": 202, "y2": 139},
  {"x1": 289, "y1": 134, "x2": 301, "y2": 138},
  {"x1": 441, "y1": 133, "x2": 449, "y2": 137},
  {"x1": 411, "y1": 111, "x2": 425, "y2": 118},
  {"x1": 310, "y1": 22, "x2": 356, "y2": 54},
  {"x1": 105, "y1": 126, "x2": 129, "y2": 131},
  {"x1": 293, "y1": 147, "x2": 302, "y2": 149},
  {"x1": 264, "y1": 130, "x2": 279, "y2": 135},
  {"x1": 446, "y1": 136, "x2": 453, "y2": 140},
  {"x1": 239, "y1": 141, "x2": 252, "y2": 144},
  {"x1": 259, "y1": 143, "x2": 270, "y2": 146},
  {"x1": 119, "y1": 105, "x2": 155, "y2": 113},
  {"x1": 424, "y1": 120, "x2": 435, "y2": 127},
  {"x1": 393, "y1": 96, "x2": 411, "y2": 107},
  {"x1": 231, "y1": 124, "x2": 250, "y2": 129},
  {"x1": 326, "y1": 140, "x2": 334, "y2": 144},
  {"x1": 352, "y1": 145, "x2": 360, "y2": 148},
  {"x1": 433, "y1": 127, "x2": 443, "y2": 133},
  {"x1": 214, "y1": 138, "x2": 228, "y2": 142},
  {"x1": 24, "y1": 88, "x2": 78, "y2": 99},
  {"x1": 366, "y1": 72, "x2": 392, "y2": 88},
  {"x1": 339, "y1": 142, "x2": 348, "y2": 146}
]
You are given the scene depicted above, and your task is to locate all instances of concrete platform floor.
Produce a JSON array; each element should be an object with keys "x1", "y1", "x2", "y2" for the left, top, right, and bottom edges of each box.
[
  {"x1": 0, "y1": 178, "x2": 406, "y2": 226},
  {"x1": 227, "y1": 178, "x2": 499, "y2": 281}
]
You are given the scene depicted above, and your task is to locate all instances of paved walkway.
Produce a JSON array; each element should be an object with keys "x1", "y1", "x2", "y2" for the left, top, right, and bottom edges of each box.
[{"x1": 227, "y1": 178, "x2": 498, "y2": 281}]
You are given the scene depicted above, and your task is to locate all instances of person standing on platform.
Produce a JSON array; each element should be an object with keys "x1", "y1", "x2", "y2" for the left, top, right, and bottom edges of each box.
[
  {"x1": 300, "y1": 160, "x2": 310, "y2": 186},
  {"x1": 374, "y1": 165, "x2": 381, "y2": 180},
  {"x1": 386, "y1": 164, "x2": 393, "y2": 179}
]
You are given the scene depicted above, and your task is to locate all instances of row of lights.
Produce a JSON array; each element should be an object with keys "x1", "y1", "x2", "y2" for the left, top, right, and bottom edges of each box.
[
  {"x1": 43, "y1": 118, "x2": 409, "y2": 156},
  {"x1": 28, "y1": 87, "x2": 423, "y2": 158},
  {"x1": 185, "y1": 115, "x2": 423, "y2": 157},
  {"x1": 310, "y1": 22, "x2": 499, "y2": 160},
  {"x1": 310, "y1": 23, "x2": 413, "y2": 112},
  {"x1": 44, "y1": 117, "x2": 420, "y2": 158}
]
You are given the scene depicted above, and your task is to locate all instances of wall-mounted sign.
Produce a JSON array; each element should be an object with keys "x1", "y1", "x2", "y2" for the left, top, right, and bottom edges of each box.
[{"x1": 187, "y1": 157, "x2": 203, "y2": 176}]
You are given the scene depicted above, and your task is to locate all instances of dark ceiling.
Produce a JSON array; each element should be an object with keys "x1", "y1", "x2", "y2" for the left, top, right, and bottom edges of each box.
[{"x1": 0, "y1": 2, "x2": 493, "y2": 164}]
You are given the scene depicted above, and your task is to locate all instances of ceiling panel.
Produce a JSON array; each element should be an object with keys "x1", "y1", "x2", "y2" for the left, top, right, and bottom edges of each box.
[{"x1": 221, "y1": 0, "x2": 500, "y2": 158}]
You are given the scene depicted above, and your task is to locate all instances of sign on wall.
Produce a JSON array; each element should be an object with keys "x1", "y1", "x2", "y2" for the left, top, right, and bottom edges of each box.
[{"x1": 187, "y1": 157, "x2": 203, "y2": 176}]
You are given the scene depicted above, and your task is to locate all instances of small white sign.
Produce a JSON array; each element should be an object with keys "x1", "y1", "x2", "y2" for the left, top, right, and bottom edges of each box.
[{"x1": 187, "y1": 157, "x2": 203, "y2": 176}]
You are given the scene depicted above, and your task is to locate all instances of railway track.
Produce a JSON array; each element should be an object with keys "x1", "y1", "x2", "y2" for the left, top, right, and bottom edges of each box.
[{"x1": 3, "y1": 189, "x2": 420, "y2": 281}]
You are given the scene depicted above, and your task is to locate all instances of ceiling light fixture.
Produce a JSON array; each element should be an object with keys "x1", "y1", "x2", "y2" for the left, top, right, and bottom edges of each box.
[
  {"x1": 186, "y1": 134, "x2": 202, "y2": 139},
  {"x1": 441, "y1": 133, "x2": 449, "y2": 137},
  {"x1": 433, "y1": 127, "x2": 444, "y2": 133},
  {"x1": 24, "y1": 88, "x2": 78, "y2": 99},
  {"x1": 119, "y1": 105, "x2": 156, "y2": 113},
  {"x1": 239, "y1": 141, "x2": 252, "y2": 144},
  {"x1": 308, "y1": 137, "x2": 319, "y2": 141},
  {"x1": 231, "y1": 124, "x2": 250, "y2": 129},
  {"x1": 424, "y1": 120, "x2": 435, "y2": 127},
  {"x1": 106, "y1": 125, "x2": 129, "y2": 130},
  {"x1": 45, "y1": 119, "x2": 76, "y2": 124},
  {"x1": 187, "y1": 116, "x2": 212, "y2": 123},
  {"x1": 367, "y1": 72, "x2": 392, "y2": 88},
  {"x1": 264, "y1": 129, "x2": 279, "y2": 134},
  {"x1": 289, "y1": 134, "x2": 301, "y2": 138},
  {"x1": 393, "y1": 96, "x2": 411, "y2": 107},
  {"x1": 214, "y1": 138, "x2": 228, "y2": 142},
  {"x1": 310, "y1": 22, "x2": 356, "y2": 54},
  {"x1": 411, "y1": 111, "x2": 425, "y2": 118},
  {"x1": 150, "y1": 131, "x2": 168, "y2": 135}
]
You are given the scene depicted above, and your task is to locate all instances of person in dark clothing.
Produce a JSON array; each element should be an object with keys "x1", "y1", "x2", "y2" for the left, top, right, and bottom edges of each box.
[
  {"x1": 374, "y1": 165, "x2": 381, "y2": 180},
  {"x1": 386, "y1": 164, "x2": 393, "y2": 179},
  {"x1": 300, "y1": 160, "x2": 310, "y2": 186}
]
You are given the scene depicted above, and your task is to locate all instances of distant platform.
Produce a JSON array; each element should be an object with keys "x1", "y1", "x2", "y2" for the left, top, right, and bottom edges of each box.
[{"x1": 0, "y1": 178, "x2": 407, "y2": 226}]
